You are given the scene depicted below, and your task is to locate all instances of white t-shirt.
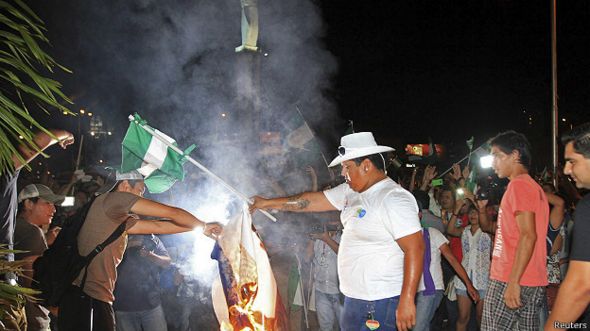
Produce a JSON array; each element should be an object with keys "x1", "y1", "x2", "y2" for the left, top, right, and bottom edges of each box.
[
  {"x1": 323, "y1": 178, "x2": 422, "y2": 300},
  {"x1": 421, "y1": 227, "x2": 449, "y2": 290}
]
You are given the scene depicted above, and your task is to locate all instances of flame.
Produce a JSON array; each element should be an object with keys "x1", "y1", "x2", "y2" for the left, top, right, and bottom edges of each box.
[{"x1": 220, "y1": 282, "x2": 262, "y2": 331}]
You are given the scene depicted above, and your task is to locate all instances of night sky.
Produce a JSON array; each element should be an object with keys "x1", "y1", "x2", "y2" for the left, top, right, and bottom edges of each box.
[
  {"x1": 27, "y1": 0, "x2": 590, "y2": 174},
  {"x1": 318, "y1": 1, "x2": 590, "y2": 156}
]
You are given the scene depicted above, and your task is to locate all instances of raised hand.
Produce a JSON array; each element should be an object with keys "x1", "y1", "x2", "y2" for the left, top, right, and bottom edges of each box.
[{"x1": 450, "y1": 163, "x2": 462, "y2": 181}]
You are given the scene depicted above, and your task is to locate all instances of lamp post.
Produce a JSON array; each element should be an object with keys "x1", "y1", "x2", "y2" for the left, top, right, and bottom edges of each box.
[{"x1": 551, "y1": 0, "x2": 558, "y2": 189}]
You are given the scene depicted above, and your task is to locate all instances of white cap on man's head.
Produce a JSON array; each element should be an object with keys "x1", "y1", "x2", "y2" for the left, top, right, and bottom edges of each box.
[
  {"x1": 328, "y1": 132, "x2": 395, "y2": 167},
  {"x1": 95, "y1": 168, "x2": 144, "y2": 195},
  {"x1": 18, "y1": 184, "x2": 65, "y2": 204}
]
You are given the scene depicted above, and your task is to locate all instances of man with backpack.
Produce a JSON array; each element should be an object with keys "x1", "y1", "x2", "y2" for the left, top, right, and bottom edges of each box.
[{"x1": 54, "y1": 169, "x2": 222, "y2": 331}]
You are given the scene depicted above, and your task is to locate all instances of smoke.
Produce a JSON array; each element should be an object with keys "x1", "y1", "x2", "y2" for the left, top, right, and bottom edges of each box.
[{"x1": 50, "y1": 0, "x2": 341, "y2": 296}]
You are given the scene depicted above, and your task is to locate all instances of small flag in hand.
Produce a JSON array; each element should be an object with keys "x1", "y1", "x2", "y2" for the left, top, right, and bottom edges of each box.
[{"x1": 121, "y1": 113, "x2": 195, "y2": 193}]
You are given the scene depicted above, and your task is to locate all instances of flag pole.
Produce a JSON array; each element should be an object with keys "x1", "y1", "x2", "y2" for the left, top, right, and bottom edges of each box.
[
  {"x1": 295, "y1": 106, "x2": 334, "y2": 178},
  {"x1": 128, "y1": 115, "x2": 277, "y2": 222},
  {"x1": 436, "y1": 145, "x2": 485, "y2": 179},
  {"x1": 295, "y1": 253, "x2": 310, "y2": 329}
]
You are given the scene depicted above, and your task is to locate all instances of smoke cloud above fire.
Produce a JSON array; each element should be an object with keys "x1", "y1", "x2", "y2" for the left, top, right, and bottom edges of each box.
[{"x1": 39, "y1": 0, "x2": 343, "y2": 289}]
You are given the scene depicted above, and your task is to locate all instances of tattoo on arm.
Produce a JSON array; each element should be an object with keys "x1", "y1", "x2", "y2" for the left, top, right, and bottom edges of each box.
[{"x1": 283, "y1": 194, "x2": 310, "y2": 210}]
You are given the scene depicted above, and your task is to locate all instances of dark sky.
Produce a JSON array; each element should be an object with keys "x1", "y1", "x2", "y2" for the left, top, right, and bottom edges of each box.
[
  {"x1": 28, "y1": 0, "x2": 590, "y2": 173},
  {"x1": 318, "y1": 1, "x2": 590, "y2": 153}
]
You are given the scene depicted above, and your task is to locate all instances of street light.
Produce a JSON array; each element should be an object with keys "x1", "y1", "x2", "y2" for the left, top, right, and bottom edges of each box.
[{"x1": 480, "y1": 155, "x2": 494, "y2": 169}]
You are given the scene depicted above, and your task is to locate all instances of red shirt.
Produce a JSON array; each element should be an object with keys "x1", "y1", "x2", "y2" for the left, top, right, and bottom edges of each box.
[
  {"x1": 490, "y1": 174, "x2": 549, "y2": 286},
  {"x1": 449, "y1": 214, "x2": 469, "y2": 262}
]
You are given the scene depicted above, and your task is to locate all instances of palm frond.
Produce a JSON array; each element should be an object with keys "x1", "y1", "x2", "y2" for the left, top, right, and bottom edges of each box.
[{"x1": 0, "y1": 0, "x2": 73, "y2": 176}]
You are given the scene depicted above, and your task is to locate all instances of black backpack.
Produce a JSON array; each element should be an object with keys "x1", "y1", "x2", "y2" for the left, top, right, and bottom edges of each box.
[{"x1": 32, "y1": 196, "x2": 127, "y2": 306}]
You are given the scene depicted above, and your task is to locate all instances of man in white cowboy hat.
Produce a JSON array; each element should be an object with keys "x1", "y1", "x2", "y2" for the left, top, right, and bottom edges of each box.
[{"x1": 251, "y1": 132, "x2": 424, "y2": 331}]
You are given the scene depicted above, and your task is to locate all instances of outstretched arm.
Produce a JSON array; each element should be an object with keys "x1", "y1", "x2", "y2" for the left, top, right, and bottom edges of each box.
[
  {"x1": 12, "y1": 129, "x2": 74, "y2": 170},
  {"x1": 127, "y1": 198, "x2": 222, "y2": 238},
  {"x1": 250, "y1": 191, "x2": 337, "y2": 213}
]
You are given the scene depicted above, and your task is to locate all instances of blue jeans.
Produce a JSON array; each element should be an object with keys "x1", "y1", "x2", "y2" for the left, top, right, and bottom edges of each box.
[
  {"x1": 316, "y1": 290, "x2": 342, "y2": 331},
  {"x1": 341, "y1": 295, "x2": 399, "y2": 331},
  {"x1": 414, "y1": 290, "x2": 444, "y2": 331},
  {"x1": 115, "y1": 305, "x2": 167, "y2": 331}
]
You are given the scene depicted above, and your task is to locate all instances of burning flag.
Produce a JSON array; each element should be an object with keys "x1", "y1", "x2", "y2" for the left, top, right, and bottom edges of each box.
[
  {"x1": 211, "y1": 207, "x2": 288, "y2": 331},
  {"x1": 121, "y1": 113, "x2": 195, "y2": 193}
]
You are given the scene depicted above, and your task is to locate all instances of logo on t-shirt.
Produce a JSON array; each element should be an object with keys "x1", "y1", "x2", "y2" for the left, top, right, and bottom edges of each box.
[
  {"x1": 356, "y1": 208, "x2": 366, "y2": 218},
  {"x1": 492, "y1": 208, "x2": 504, "y2": 258}
]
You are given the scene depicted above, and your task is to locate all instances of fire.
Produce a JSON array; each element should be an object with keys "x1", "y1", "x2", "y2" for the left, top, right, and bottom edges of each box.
[{"x1": 225, "y1": 282, "x2": 266, "y2": 331}]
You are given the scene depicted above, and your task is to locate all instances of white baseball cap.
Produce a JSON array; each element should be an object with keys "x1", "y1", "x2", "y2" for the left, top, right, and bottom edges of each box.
[{"x1": 18, "y1": 184, "x2": 65, "y2": 204}]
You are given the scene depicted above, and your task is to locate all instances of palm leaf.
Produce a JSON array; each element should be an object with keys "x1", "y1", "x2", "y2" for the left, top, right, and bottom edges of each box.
[{"x1": 0, "y1": 0, "x2": 73, "y2": 176}]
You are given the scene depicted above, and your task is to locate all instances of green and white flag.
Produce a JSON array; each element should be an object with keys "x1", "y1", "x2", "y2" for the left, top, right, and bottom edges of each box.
[
  {"x1": 288, "y1": 257, "x2": 303, "y2": 312},
  {"x1": 121, "y1": 114, "x2": 195, "y2": 193}
]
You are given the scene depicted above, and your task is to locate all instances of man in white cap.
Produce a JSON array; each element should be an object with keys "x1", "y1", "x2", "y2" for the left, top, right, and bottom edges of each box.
[
  {"x1": 1, "y1": 129, "x2": 74, "y2": 330},
  {"x1": 14, "y1": 184, "x2": 66, "y2": 331},
  {"x1": 251, "y1": 132, "x2": 424, "y2": 331},
  {"x1": 57, "y1": 169, "x2": 223, "y2": 331}
]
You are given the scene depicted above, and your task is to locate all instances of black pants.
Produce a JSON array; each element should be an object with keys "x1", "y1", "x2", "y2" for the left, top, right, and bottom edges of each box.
[{"x1": 58, "y1": 285, "x2": 115, "y2": 331}]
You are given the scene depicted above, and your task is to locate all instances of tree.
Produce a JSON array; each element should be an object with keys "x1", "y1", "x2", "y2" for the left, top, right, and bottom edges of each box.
[{"x1": 0, "y1": 0, "x2": 73, "y2": 175}]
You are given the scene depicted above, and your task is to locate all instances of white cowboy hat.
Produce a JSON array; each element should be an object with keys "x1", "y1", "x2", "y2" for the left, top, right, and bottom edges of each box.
[{"x1": 328, "y1": 132, "x2": 395, "y2": 167}]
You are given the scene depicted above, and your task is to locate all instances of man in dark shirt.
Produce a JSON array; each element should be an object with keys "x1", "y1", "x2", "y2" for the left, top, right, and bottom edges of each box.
[
  {"x1": 546, "y1": 122, "x2": 590, "y2": 330},
  {"x1": 113, "y1": 234, "x2": 170, "y2": 331}
]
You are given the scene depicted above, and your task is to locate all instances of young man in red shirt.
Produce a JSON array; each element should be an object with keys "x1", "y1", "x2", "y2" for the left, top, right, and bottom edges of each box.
[{"x1": 481, "y1": 131, "x2": 549, "y2": 330}]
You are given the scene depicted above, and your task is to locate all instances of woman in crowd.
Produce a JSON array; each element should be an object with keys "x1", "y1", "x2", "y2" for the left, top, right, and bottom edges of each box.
[{"x1": 447, "y1": 201, "x2": 492, "y2": 331}]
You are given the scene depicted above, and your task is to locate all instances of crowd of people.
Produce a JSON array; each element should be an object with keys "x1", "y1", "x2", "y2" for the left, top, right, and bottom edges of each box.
[
  {"x1": 251, "y1": 125, "x2": 590, "y2": 331},
  {"x1": 0, "y1": 129, "x2": 223, "y2": 331},
  {"x1": 2, "y1": 122, "x2": 590, "y2": 331}
]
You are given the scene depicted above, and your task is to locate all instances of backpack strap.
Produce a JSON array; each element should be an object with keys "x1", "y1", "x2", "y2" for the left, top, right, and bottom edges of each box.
[{"x1": 79, "y1": 221, "x2": 128, "y2": 288}]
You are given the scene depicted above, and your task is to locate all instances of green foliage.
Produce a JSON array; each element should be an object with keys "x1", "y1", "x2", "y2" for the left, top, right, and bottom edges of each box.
[
  {"x1": 0, "y1": 246, "x2": 40, "y2": 304},
  {"x1": 0, "y1": 0, "x2": 73, "y2": 176}
]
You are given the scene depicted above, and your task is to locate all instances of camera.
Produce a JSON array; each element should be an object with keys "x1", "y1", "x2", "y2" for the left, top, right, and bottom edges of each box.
[
  {"x1": 325, "y1": 224, "x2": 341, "y2": 232},
  {"x1": 308, "y1": 223, "x2": 324, "y2": 235},
  {"x1": 308, "y1": 222, "x2": 342, "y2": 234},
  {"x1": 455, "y1": 188, "x2": 465, "y2": 200},
  {"x1": 477, "y1": 190, "x2": 489, "y2": 200}
]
